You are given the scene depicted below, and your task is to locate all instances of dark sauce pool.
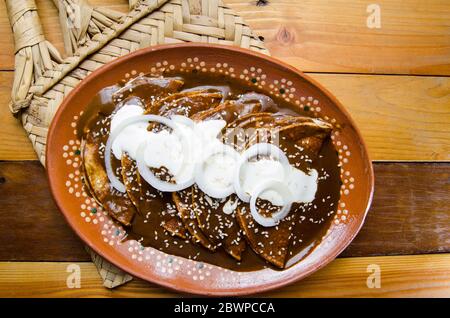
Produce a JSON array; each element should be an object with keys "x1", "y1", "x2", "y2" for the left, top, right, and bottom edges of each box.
[{"x1": 79, "y1": 72, "x2": 341, "y2": 271}]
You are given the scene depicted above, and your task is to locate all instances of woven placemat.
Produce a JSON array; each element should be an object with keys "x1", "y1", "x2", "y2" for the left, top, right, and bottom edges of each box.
[{"x1": 6, "y1": 0, "x2": 268, "y2": 288}]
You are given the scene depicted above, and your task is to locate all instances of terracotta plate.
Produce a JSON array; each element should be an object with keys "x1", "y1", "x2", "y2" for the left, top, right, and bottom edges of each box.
[{"x1": 46, "y1": 44, "x2": 374, "y2": 296}]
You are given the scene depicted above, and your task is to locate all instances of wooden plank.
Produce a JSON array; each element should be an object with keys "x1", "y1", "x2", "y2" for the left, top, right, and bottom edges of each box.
[
  {"x1": 228, "y1": 0, "x2": 450, "y2": 76},
  {"x1": 341, "y1": 162, "x2": 450, "y2": 257},
  {"x1": 0, "y1": 254, "x2": 449, "y2": 297},
  {"x1": 0, "y1": 1, "x2": 17, "y2": 70},
  {"x1": 1, "y1": 71, "x2": 449, "y2": 161},
  {"x1": 0, "y1": 161, "x2": 89, "y2": 262},
  {"x1": 1, "y1": 0, "x2": 450, "y2": 75},
  {"x1": 313, "y1": 74, "x2": 450, "y2": 161},
  {"x1": 0, "y1": 161, "x2": 448, "y2": 261},
  {"x1": 234, "y1": 0, "x2": 450, "y2": 75}
]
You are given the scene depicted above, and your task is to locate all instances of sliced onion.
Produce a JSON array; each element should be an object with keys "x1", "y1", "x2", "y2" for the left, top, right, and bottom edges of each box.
[
  {"x1": 170, "y1": 115, "x2": 195, "y2": 127},
  {"x1": 195, "y1": 144, "x2": 240, "y2": 199},
  {"x1": 250, "y1": 180, "x2": 293, "y2": 227},
  {"x1": 136, "y1": 142, "x2": 195, "y2": 192},
  {"x1": 233, "y1": 143, "x2": 290, "y2": 203},
  {"x1": 105, "y1": 114, "x2": 178, "y2": 192}
]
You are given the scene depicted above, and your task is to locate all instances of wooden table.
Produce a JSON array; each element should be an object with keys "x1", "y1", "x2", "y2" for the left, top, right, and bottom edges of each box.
[{"x1": 0, "y1": 0, "x2": 449, "y2": 297}]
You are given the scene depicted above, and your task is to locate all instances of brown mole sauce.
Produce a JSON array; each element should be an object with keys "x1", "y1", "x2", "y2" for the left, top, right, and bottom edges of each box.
[{"x1": 80, "y1": 72, "x2": 341, "y2": 271}]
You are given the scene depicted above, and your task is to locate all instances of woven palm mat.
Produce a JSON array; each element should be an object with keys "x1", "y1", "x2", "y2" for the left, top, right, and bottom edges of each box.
[{"x1": 6, "y1": 0, "x2": 268, "y2": 288}]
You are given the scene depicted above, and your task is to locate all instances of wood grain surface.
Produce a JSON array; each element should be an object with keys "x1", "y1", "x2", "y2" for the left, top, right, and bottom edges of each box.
[
  {"x1": 1, "y1": 254, "x2": 449, "y2": 297},
  {"x1": 1, "y1": 71, "x2": 449, "y2": 161},
  {"x1": 229, "y1": 0, "x2": 450, "y2": 76},
  {"x1": 1, "y1": 0, "x2": 450, "y2": 75},
  {"x1": 0, "y1": 161, "x2": 448, "y2": 261},
  {"x1": 1, "y1": 0, "x2": 449, "y2": 298},
  {"x1": 1, "y1": 1, "x2": 449, "y2": 161},
  {"x1": 0, "y1": 72, "x2": 36, "y2": 160}
]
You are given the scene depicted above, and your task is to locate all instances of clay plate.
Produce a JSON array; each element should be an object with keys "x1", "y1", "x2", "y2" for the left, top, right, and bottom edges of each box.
[{"x1": 46, "y1": 43, "x2": 374, "y2": 296}]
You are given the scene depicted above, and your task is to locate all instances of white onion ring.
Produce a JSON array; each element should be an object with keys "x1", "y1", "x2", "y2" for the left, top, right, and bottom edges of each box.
[
  {"x1": 104, "y1": 114, "x2": 180, "y2": 192},
  {"x1": 170, "y1": 115, "x2": 195, "y2": 127},
  {"x1": 136, "y1": 142, "x2": 195, "y2": 192},
  {"x1": 195, "y1": 144, "x2": 240, "y2": 199},
  {"x1": 250, "y1": 180, "x2": 293, "y2": 227},
  {"x1": 233, "y1": 143, "x2": 290, "y2": 203}
]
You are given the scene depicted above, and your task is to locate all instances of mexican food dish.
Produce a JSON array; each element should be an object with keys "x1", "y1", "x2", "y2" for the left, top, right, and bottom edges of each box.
[{"x1": 79, "y1": 72, "x2": 341, "y2": 271}]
